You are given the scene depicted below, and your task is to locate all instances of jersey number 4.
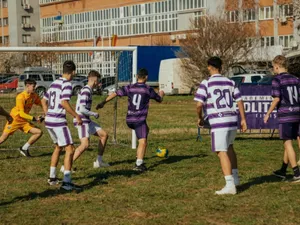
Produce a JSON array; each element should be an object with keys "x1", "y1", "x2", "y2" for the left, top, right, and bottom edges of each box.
[{"x1": 132, "y1": 94, "x2": 142, "y2": 110}]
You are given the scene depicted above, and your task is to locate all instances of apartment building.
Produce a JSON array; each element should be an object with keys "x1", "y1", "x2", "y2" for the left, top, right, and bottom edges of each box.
[{"x1": 0, "y1": 0, "x2": 41, "y2": 46}]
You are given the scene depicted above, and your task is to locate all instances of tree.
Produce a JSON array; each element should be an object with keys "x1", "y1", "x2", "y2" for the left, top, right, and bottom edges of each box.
[
  {"x1": 0, "y1": 53, "x2": 24, "y2": 73},
  {"x1": 178, "y1": 14, "x2": 257, "y2": 86}
]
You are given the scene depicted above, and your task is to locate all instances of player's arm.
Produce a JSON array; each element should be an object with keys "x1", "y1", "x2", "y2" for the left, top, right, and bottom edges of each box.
[
  {"x1": 95, "y1": 93, "x2": 117, "y2": 110},
  {"x1": 194, "y1": 81, "x2": 207, "y2": 127},
  {"x1": 16, "y1": 96, "x2": 38, "y2": 121},
  {"x1": 150, "y1": 88, "x2": 164, "y2": 103},
  {"x1": 196, "y1": 102, "x2": 204, "y2": 127},
  {"x1": 0, "y1": 106, "x2": 13, "y2": 124},
  {"x1": 61, "y1": 100, "x2": 82, "y2": 125},
  {"x1": 232, "y1": 84, "x2": 247, "y2": 132},
  {"x1": 41, "y1": 98, "x2": 48, "y2": 115},
  {"x1": 264, "y1": 78, "x2": 280, "y2": 124}
]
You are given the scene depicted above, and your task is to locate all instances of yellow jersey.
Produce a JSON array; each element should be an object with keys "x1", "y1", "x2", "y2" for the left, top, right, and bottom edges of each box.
[{"x1": 10, "y1": 91, "x2": 41, "y2": 121}]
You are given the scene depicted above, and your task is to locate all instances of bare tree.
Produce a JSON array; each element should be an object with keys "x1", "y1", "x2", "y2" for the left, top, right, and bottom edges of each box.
[
  {"x1": 178, "y1": 14, "x2": 257, "y2": 86},
  {"x1": 0, "y1": 53, "x2": 24, "y2": 73}
]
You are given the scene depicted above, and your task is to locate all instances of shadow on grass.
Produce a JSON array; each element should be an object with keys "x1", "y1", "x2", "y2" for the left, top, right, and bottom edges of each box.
[
  {"x1": 235, "y1": 137, "x2": 278, "y2": 141},
  {"x1": 148, "y1": 154, "x2": 208, "y2": 170},
  {"x1": 109, "y1": 156, "x2": 156, "y2": 166},
  {"x1": 238, "y1": 174, "x2": 289, "y2": 193}
]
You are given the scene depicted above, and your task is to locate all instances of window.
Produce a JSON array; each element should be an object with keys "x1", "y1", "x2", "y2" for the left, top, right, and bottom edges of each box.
[
  {"x1": 243, "y1": 8, "x2": 256, "y2": 22},
  {"x1": 22, "y1": 16, "x2": 30, "y2": 24},
  {"x1": 278, "y1": 4, "x2": 293, "y2": 18},
  {"x1": 251, "y1": 76, "x2": 262, "y2": 83},
  {"x1": 3, "y1": 0, "x2": 7, "y2": 8},
  {"x1": 0, "y1": 36, "x2": 9, "y2": 44},
  {"x1": 279, "y1": 35, "x2": 294, "y2": 48},
  {"x1": 259, "y1": 6, "x2": 274, "y2": 20},
  {"x1": 22, "y1": 34, "x2": 31, "y2": 43},
  {"x1": 227, "y1": 10, "x2": 239, "y2": 23},
  {"x1": 261, "y1": 36, "x2": 275, "y2": 47},
  {"x1": 42, "y1": 74, "x2": 54, "y2": 81},
  {"x1": 28, "y1": 74, "x2": 41, "y2": 81}
]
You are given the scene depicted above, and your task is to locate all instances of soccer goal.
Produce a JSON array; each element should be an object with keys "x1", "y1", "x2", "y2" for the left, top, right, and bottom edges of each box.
[{"x1": 0, "y1": 46, "x2": 138, "y2": 151}]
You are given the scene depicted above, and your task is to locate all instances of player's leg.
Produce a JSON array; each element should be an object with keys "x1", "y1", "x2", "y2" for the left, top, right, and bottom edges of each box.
[
  {"x1": 59, "y1": 127, "x2": 82, "y2": 191},
  {"x1": 133, "y1": 123, "x2": 149, "y2": 172},
  {"x1": 297, "y1": 136, "x2": 300, "y2": 166},
  {"x1": 73, "y1": 124, "x2": 90, "y2": 162},
  {"x1": 284, "y1": 139, "x2": 300, "y2": 182},
  {"x1": 47, "y1": 128, "x2": 62, "y2": 185},
  {"x1": 212, "y1": 131, "x2": 236, "y2": 195},
  {"x1": 93, "y1": 122, "x2": 110, "y2": 168},
  {"x1": 227, "y1": 130, "x2": 239, "y2": 185},
  {"x1": 0, "y1": 120, "x2": 19, "y2": 145},
  {"x1": 0, "y1": 132, "x2": 10, "y2": 145},
  {"x1": 20, "y1": 124, "x2": 43, "y2": 156}
]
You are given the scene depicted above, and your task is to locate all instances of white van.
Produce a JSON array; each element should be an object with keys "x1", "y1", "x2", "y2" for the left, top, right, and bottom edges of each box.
[{"x1": 158, "y1": 58, "x2": 192, "y2": 95}]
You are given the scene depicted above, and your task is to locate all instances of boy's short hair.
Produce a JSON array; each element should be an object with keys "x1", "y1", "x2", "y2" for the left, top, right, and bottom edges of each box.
[
  {"x1": 137, "y1": 68, "x2": 148, "y2": 79},
  {"x1": 273, "y1": 55, "x2": 288, "y2": 69},
  {"x1": 63, "y1": 60, "x2": 76, "y2": 74},
  {"x1": 207, "y1": 57, "x2": 222, "y2": 71},
  {"x1": 24, "y1": 78, "x2": 36, "y2": 86},
  {"x1": 88, "y1": 70, "x2": 101, "y2": 78},
  {"x1": 288, "y1": 62, "x2": 300, "y2": 78}
]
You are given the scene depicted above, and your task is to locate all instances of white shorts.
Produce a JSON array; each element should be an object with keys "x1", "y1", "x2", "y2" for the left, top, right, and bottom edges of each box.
[
  {"x1": 47, "y1": 126, "x2": 73, "y2": 147},
  {"x1": 211, "y1": 130, "x2": 236, "y2": 152},
  {"x1": 76, "y1": 121, "x2": 101, "y2": 139}
]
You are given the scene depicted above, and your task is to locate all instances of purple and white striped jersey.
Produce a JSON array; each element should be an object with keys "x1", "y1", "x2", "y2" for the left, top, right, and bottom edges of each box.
[
  {"x1": 194, "y1": 74, "x2": 242, "y2": 131},
  {"x1": 272, "y1": 73, "x2": 300, "y2": 123},
  {"x1": 44, "y1": 78, "x2": 73, "y2": 128},
  {"x1": 116, "y1": 83, "x2": 162, "y2": 124},
  {"x1": 74, "y1": 85, "x2": 92, "y2": 124}
]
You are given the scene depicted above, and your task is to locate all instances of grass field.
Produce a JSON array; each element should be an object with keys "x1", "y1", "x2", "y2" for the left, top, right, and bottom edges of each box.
[{"x1": 0, "y1": 95, "x2": 300, "y2": 225}]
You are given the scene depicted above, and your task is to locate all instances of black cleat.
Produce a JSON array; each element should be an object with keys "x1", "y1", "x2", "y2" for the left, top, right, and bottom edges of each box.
[
  {"x1": 19, "y1": 147, "x2": 31, "y2": 157},
  {"x1": 133, "y1": 163, "x2": 147, "y2": 172},
  {"x1": 47, "y1": 177, "x2": 61, "y2": 185},
  {"x1": 273, "y1": 169, "x2": 286, "y2": 179}
]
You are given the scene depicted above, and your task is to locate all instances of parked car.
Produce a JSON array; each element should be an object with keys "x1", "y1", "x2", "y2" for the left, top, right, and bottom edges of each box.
[
  {"x1": 102, "y1": 84, "x2": 116, "y2": 95},
  {"x1": 17, "y1": 73, "x2": 84, "y2": 97},
  {"x1": 230, "y1": 74, "x2": 265, "y2": 86},
  {"x1": 0, "y1": 76, "x2": 18, "y2": 92},
  {"x1": 257, "y1": 75, "x2": 273, "y2": 85}
]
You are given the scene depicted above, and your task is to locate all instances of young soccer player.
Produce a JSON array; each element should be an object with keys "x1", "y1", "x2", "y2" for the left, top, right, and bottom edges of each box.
[
  {"x1": 41, "y1": 60, "x2": 83, "y2": 191},
  {"x1": 60, "y1": 70, "x2": 110, "y2": 171},
  {"x1": 96, "y1": 68, "x2": 164, "y2": 172},
  {"x1": 195, "y1": 57, "x2": 247, "y2": 195},
  {"x1": 265, "y1": 56, "x2": 300, "y2": 182},
  {"x1": 0, "y1": 79, "x2": 43, "y2": 157}
]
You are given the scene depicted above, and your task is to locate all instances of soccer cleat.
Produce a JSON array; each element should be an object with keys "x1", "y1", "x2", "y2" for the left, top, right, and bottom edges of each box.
[
  {"x1": 215, "y1": 186, "x2": 237, "y2": 195},
  {"x1": 233, "y1": 176, "x2": 240, "y2": 186},
  {"x1": 60, "y1": 182, "x2": 83, "y2": 191},
  {"x1": 19, "y1": 147, "x2": 31, "y2": 157},
  {"x1": 290, "y1": 175, "x2": 300, "y2": 183},
  {"x1": 47, "y1": 177, "x2": 61, "y2": 185},
  {"x1": 93, "y1": 160, "x2": 110, "y2": 168},
  {"x1": 133, "y1": 163, "x2": 147, "y2": 172},
  {"x1": 272, "y1": 169, "x2": 286, "y2": 179}
]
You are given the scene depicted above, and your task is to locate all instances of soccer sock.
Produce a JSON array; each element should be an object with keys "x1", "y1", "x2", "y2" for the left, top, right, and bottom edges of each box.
[
  {"x1": 292, "y1": 166, "x2": 300, "y2": 177},
  {"x1": 232, "y1": 169, "x2": 239, "y2": 177},
  {"x1": 97, "y1": 155, "x2": 102, "y2": 163},
  {"x1": 224, "y1": 175, "x2": 235, "y2": 187},
  {"x1": 63, "y1": 170, "x2": 71, "y2": 183},
  {"x1": 280, "y1": 162, "x2": 288, "y2": 173},
  {"x1": 136, "y1": 159, "x2": 143, "y2": 166},
  {"x1": 50, "y1": 167, "x2": 56, "y2": 178},
  {"x1": 22, "y1": 142, "x2": 30, "y2": 150}
]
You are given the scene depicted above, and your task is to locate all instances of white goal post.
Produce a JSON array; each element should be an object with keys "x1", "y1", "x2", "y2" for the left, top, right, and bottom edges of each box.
[{"x1": 0, "y1": 46, "x2": 138, "y2": 149}]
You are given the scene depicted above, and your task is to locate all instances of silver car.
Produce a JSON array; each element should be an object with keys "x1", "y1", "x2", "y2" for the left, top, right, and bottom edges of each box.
[{"x1": 17, "y1": 73, "x2": 84, "y2": 97}]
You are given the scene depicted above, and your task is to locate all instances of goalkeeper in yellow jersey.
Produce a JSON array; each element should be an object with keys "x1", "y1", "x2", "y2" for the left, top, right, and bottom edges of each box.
[{"x1": 0, "y1": 79, "x2": 44, "y2": 157}]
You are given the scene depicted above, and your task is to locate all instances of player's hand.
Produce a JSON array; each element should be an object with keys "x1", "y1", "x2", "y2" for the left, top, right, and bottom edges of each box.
[
  {"x1": 75, "y1": 115, "x2": 83, "y2": 126},
  {"x1": 240, "y1": 119, "x2": 247, "y2": 133},
  {"x1": 159, "y1": 90, "x2": 165, "y2": 97},
  {"x1": 197, "y1": 118, "x2": 204, "y2": 128},
  {"x1": 93, "y1": 112, "x2": 99, "y2": 119},
  {"x1": 96, "y1": 101, "x2": 106, "y2": 110},
  {"x1": 6, "y1": 115, "x2": 13, "y2": 124},
  {"x1": 263, "y1": 114, "x2": 269, "y2": 124},
  {"x1": 38, "y1": 115, "x2": 45, "y2": 123}
]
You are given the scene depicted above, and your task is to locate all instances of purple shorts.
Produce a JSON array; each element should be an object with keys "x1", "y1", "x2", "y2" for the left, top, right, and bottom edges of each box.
[
  {"x1": 127, "y1": 122, "x2": 149, "y2": 139},
  {"x1": 279, "y1": 123, "x2": 299, "y2": 140}
]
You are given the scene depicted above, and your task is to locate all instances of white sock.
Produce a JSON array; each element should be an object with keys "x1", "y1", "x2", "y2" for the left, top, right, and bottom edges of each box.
[
  {"x1": 97, "y1": 155, "x2": 102, "y2": 163},
  {"x1": 63, "y1": 170, "x2": 71, "y2": 183},
  {"x1": 22, "y1": 143, "x2": 30, "y2": 150},
  {"x1": 50, "y1": 167, "x2": 56, "y2": 178},
  {"x1": 224, "y1": 175, "x2": 235, "y2": 187},
  {"x1": 136, "y1": 159, "x2": 143, "y2": 166}
]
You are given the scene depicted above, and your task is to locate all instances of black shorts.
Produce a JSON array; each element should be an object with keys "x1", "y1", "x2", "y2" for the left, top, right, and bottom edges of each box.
[
  {"x1": 127, "y1": 122, "x2": 149, "y2": 140},
  {"x1": 279, "y1": 123, "x2": 300, "y2": 140}
]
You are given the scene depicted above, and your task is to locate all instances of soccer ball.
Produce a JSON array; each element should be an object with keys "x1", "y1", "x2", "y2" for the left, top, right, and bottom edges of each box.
[{"x1": 156, "y1": 147, "x2": 169, "y2": 158}]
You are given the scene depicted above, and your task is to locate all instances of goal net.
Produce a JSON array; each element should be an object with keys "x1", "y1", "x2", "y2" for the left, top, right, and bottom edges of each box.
[{"x1": 0, "y1": 46, "x2": 137, "y2": 153}]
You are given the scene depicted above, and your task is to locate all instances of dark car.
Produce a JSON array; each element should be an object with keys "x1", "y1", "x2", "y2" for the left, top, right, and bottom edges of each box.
[{"x1": 258, "y1": 76, "x2": 273, "y2": 85}]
